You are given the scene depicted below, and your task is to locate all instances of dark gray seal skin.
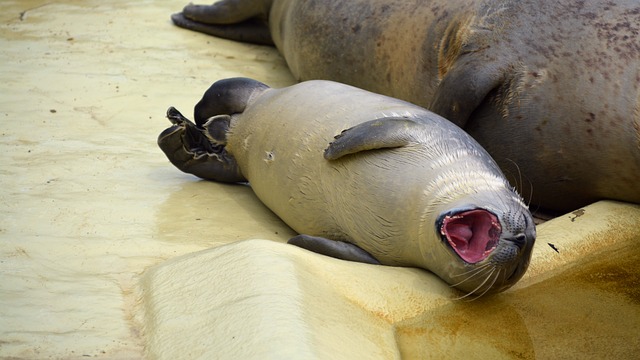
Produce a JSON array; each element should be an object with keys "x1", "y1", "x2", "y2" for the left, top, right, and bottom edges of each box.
[
  {"x1": 171, "y1": 0, "x2": 640, "y2": 214},
  {"x1": 158, "y1": 78, "x2": 536, "y2": 297}
]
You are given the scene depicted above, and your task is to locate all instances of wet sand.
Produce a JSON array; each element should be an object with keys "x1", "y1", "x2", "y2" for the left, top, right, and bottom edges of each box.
[{"x1": 1, "y1": 1, "x2": 294, "y2": 357}]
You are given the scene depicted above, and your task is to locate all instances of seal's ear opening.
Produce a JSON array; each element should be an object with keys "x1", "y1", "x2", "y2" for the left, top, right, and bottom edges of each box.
[{"x1": 439, "y1": 210, "x2": 501, "y2": 263}]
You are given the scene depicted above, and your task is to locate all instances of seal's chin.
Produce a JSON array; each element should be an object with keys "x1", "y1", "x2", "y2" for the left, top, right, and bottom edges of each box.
[{"x1": 440, "y1": 209, "x2": 501, "y2": 263}]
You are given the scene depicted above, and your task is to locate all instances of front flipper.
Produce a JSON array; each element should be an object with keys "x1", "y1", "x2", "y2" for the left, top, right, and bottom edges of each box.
[
  {"x1": 429, "y1": 58, "x2": 506, "y2": 128},
  {"x1": 158, "y1": 107, "x2": 246, "y2": 182},
  {"x1": 171, "y1": 13, "x2": 273, "y2": 45},
  {"x1": 171, "y1": 0, "x2": 273, "y2": 45},
  {"x1": 288, "y1": 235, "x2": 381, "y2": 265},
  {"x1": 324, "y1": 117, "x2": 423, "y2": 160},
  {"x1": 182, "y1": 0, "x2": 265, "y2": 24}
]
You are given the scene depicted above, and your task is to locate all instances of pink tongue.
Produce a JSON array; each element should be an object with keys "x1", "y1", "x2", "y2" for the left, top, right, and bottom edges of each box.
[{"x1": 441, "y1": 210, "x2": 501, "y2": 263}]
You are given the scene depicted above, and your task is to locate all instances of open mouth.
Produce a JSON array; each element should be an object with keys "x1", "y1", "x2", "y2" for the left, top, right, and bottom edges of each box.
[{"x1": 440, "y1": 209, "x2": 501, "y2": 264}]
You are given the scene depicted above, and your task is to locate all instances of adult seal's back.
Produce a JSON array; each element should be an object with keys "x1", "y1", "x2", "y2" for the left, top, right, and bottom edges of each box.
[
  {"x1": 158, "y1": 78, "x2": 536, "y2": 297},
  {"x1": 171, "y1": 0, "x2": 640, "y2": 213}
]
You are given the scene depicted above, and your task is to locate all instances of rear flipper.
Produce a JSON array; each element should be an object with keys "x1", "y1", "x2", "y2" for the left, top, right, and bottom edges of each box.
[
  {"x1": 193, "y1": 77, "x2": 270, "y2": 126},
  {"x1": 171, "y1": 0, "x2": 273, "y2": 45},
  {"x1": 158, "y1": 107, "x2": 246, "y2": 182},
  {"x1": 158, "y1": 78, "x2": 269, "y2": 182},
  {"x1": 288, "y1": 235, "x2": 381, "y2": 265}
]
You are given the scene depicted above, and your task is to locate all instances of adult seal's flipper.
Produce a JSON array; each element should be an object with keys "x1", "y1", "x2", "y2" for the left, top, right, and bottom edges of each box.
[
  {"x1": 429, "y1": 59, "x2": 506, "y2": 128},
  {"x1": 324, "y1": 118, "x2": 422, "y2": 160},
  {"x1": 171, "y1": 0, "x2": 273, "y2": 45},
  {"x1": 288, "y1": 235, "x2": 381, "y2": 265},
  {"x1": 158, "y1": 107, "x2": 246, "y2": 182},
  {"x1": 427, "y1": 16, "x2": 508, "y2": 128},
  {"x1": 171, "y1": 14, "x2": 273, "y2": 45}
]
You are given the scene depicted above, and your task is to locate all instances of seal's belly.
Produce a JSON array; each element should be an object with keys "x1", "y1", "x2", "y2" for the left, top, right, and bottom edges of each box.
[{"x1": 227, "y1": 82, "x2": 437, "y2": 258}]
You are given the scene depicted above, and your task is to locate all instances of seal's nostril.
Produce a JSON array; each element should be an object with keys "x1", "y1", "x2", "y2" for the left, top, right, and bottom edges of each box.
[{"x1": 511, "y1": 234, "x2": 526, "y2": 249}]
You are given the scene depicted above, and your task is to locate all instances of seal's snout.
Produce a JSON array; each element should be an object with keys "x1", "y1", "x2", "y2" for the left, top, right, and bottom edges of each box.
[{"x1": 440, "y1": 210, "x2": 501, "y2": 264}]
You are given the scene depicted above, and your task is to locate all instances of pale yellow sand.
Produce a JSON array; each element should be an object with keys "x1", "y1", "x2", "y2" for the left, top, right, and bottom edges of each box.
[{"x1": 1, "y1": 1, "x2": 639, "y2": 359}]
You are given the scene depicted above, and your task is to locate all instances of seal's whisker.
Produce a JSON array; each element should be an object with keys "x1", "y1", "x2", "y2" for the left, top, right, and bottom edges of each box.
[
  {"x1": 526, "y1": 176, "x2": 534, "y2": 209},
  {"x1": 450, "y1": 263, "x2": 491, "y2": 279},
  {"x1": 450, "y1": 265, "x2": 494, "y2": 289},
  {"x1": 504, "y1": 158, "x2": 523, "y2": 193},
  {"x1": 472, "y1": 267, "x2": 503, "y2": 300},
  {"x1": 455, "y1": 267, "x2": 496, "y2": 300},
  {"x1": 505, "y1": 157, "x2": 535, "y2": 208}
]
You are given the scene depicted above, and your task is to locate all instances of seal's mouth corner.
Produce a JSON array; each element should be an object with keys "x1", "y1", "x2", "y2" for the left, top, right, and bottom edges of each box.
[{"x1": 440, "y1": 209, "x2": 501, "y2": 264}]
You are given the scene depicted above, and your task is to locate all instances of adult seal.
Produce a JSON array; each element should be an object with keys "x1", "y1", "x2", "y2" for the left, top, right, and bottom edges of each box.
[
  {"x1": 171, "y1": 0, "x2": 640, "y2": 213},
  {"x1": 157, "y1": 78, "x2": 536, "y2": 297}
]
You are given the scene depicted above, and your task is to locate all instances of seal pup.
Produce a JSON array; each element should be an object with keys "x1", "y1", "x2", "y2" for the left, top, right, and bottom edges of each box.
[
  {"x1": 158, "y1": 78, "x2": 536, "y2": 296},
  {"x1": 171, "y1": 0, "x2": 640, "y2": 213}
]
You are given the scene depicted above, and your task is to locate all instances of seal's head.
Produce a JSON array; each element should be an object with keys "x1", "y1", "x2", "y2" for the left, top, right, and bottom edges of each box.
[{"x1": 432, "y1": 195, "x2": 536, "y2": 298}]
